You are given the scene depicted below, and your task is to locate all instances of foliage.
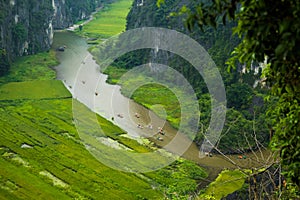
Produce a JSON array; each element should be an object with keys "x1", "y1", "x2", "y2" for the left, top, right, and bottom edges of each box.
[
  {"x1": 198, "y1": 169, "x2": 247, "y2": 200},
  {"x1": 226, "y1": 82, "x2": 253, "y2": 111},
  {"x1": 182, "y1": 0, "x2": 300, "y2": 188},
  {"x1": 100, "y1": 0, "x2": 271, "y2": 153},
  {"x1": 12, "y1": 23, "x2": 27, "y2": 43},
  {"x1": 146, "y1": 159, "x2": 207, "y2": 199},
  {"x1": 65, "y1": 0, "x2": 97, "y2": 22},
  {"x1": 0, "y1": 49, "x2": 10, "y2": 76}
]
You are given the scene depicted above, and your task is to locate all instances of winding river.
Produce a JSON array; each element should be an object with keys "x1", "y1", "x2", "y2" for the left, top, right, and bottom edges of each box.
[{"x1": 52, "y1": 31, "x2": 272, "y2": 178}]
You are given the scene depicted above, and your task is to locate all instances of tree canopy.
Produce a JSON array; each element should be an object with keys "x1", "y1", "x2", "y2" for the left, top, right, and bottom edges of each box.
[{"x1": 158, "y1": 0, "x2": 300, "y2": 188}]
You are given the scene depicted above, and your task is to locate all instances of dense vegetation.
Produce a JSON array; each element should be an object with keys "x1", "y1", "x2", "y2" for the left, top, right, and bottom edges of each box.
[
  {"x1": 99, "y1": 0, "x2": 272, "y2": 154},
  {"x1": 175, "y1": 0, "x2": 300, "y2": 194}
]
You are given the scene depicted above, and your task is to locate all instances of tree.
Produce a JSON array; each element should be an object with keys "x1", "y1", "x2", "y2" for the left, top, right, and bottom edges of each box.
[
  {"x1": 157, "y1": 0, "x2": 300, "y2": 190},
  {"x1": 0, "y1": 48, "x2": 10, "y2": 76},
  {"x1": 226, "y1": 83, "x2": 253, "y2": 110}
]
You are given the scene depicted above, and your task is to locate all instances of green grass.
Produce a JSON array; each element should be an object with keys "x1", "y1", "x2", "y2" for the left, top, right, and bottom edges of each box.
[
  {"x1": 0, "y1": 80, "x2": 71, "y2": 100},
  {"x1": 0, "y1": 158, "x2": 72, "y2": 200},
  {"x1": 130, "y1": 84, "x2": 182, "y2": 128},
  {"x1": 77, "y1": 0, "x2": 132, "y2": 39},
  {"x1": 0, "y1": 98, "x2": 163, "y2": 199},
  {"x1": 104, "y1": 65, "x2": 129, "y2": 84},
  {"x1": 0, "y1": 51, "x2": 58, "y2": 84},
  {"x1": 198, "y1": 169, "x2": 247, "y2": 200}
]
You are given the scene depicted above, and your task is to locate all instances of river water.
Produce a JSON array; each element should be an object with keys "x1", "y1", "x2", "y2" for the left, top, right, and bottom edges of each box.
[{"x1": 52, "y1": 31, "x2": 273, "y2": 177}]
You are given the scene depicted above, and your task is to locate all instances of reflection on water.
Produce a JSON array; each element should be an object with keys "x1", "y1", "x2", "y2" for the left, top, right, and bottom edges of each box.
[{"x1": 52, "y1": 31, "x2": 272, "y2": 175}]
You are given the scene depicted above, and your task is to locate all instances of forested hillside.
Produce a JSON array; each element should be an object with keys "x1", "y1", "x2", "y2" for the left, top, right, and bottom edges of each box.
[{"x1": 106, "y1": 0, "x2": 273, "y2": 153}]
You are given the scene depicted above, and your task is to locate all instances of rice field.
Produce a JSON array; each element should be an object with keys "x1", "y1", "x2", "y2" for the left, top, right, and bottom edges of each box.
[
  {"x1": 78, "y1": 0, "x2": 133, "y2": 38},
  {"x1": 0, "y1": 97, "x2": 163, "y2": 199},
  {"x1": 0, "y1": 80, "x2": 71, "y2": 100}
]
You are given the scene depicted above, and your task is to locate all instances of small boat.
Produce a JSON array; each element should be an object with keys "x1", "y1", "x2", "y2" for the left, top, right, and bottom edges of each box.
[{"x1": 56, "y1": 46, "x2": 65, "y2": 51}]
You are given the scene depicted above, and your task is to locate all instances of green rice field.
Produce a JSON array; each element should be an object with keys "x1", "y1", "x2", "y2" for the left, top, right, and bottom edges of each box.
[{"x1": 77, "y1": 0, "x2": 133, "y2": 39}]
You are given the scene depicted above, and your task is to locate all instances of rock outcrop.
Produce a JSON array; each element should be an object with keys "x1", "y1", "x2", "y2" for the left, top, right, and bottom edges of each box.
[{"x1": 0, "y1": 0, "x2": 101, "y2": 75}]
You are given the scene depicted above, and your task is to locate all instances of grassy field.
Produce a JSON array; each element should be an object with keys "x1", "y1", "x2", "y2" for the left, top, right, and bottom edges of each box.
[
  {"x1": 198, "y1": 169, "x2": 247, "y2": 200},
  {"x1": 76, "y1": 0, "x2": 132, "y2": 39},
  {"x1": 0, "y1": 51, "x2": 57, "y2": 84},
  {"x1": 0, "y1": 80, "x2": 71, "y2": 100},
  {"x1": 0, "y1": 98, "x2": 164, "y2": 199},
  {"x1": 104, "y1": 65, "x2": 129, "y2": 84}
]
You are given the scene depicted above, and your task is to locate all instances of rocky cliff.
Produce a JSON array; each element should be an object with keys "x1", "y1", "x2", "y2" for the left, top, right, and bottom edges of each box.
[
  {"x1": 52, "y1": 0, "x2": 101, "y2": 29},
  {"x1": 0, "y1": 0, "x2": 101, "y2": 76},
  {"x1": 0, "y1": 0, "x2": 54, "y2": 70}
]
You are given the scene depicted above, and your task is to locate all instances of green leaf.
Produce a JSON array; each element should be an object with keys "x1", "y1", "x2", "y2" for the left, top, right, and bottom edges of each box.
[
  {"x1": 180, "y1": 5, "x2": 188, "y2": 13},
  {"x1": 275, "y1": 44, "x2": 285, "y2": 56},
  {"x1": 279, "y1": 20, "x2": 291, "y2": 34},
  {"x1": 285, "y1": 84, "x2": 293, "y2": 94},
  {"x1": 156, "y1": 0, "x2": 165, "y2": 8}
]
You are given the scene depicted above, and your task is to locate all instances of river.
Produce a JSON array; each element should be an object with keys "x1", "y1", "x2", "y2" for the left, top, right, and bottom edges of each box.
[{"x1": 52, "y1": 31, "x2": 273, "y2": 178}]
